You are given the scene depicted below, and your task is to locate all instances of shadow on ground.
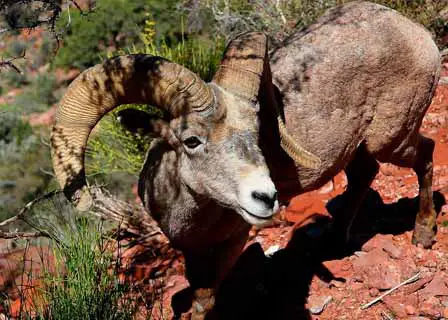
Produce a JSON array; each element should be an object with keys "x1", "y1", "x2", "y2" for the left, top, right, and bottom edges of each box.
[{"x1": 209, "y1": 189, "x2": 445, "y2": 320}]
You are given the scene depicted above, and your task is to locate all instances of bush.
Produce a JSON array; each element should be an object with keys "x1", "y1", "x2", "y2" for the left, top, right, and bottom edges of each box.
[
  {"x1": 0, "y1": 203, "x2": 145, "y2": 319},
  {"x1": 36, "y1": 217, "x2": 138, "y2": 320},
  {"x1": 6, "y1": 39, "x2": 27, "y2": 57},
  {"x1": 2, "y1": 70, "x2": 29, "y2": 88},
  {"x1": 54, "y1": 0, "x2": 164, "y2": 70},
  {"x1": 11, "y1": 73, "x2": 57, "y2": 114},
  {"x1": 32, "y1": 36, "x2": 57, "y2": 69},
  {"x1": 0, "y1": 106, "x2": 33, "y2": 144},
  {"x1": 0, "y1": 108, "x2": 53, "y2": 221},
  {"x1": 182, "y1": 0, "x2": 448, "y2": 47}
]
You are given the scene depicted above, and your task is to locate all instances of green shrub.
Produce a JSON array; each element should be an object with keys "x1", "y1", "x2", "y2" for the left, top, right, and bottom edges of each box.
[
  {"x1": 0, "y1": 106, "x2": 33, "y2": 144},
  {"x1": 32, "y1": 36, "x2": 57, "y2": 69},
  {"x1": 11, "y1": 73, "x2": 57, "y2": 114},
  {"x1": 33, "y1": 74, "x2": 58, "y2": 105},
  {"x1": 6, "y1": 39, "x2": 27, "y2": 57},
  {"x1": 0, "y1": 193, "x2": 156, "y2": 319},
  {"x1": 54, "y1": 0, "x2": 150, "y2": 70},
  {"x1": 36, "y1": 217, "x2": 138, "y2": 320},
  {"x1": 134, "y1": 20, "x2": 225, "y2": 82},
  {"x1": 86, "y1": 112, "x2": 152, "y2": 176},
  {"x1": 0, "y1": 108, "x2": 53, "y2": 221},
  {"x1": 182, "y1": 0, "x2": 448, "y2": 47},
  {"x1": 3, "y1": 69, "x2": 29, "y2": 88}
]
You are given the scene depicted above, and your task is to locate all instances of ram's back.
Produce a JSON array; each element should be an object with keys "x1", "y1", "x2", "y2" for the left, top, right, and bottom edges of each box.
[{"x1": 270, "y1": 1, "x2": 440, "y2": 191}]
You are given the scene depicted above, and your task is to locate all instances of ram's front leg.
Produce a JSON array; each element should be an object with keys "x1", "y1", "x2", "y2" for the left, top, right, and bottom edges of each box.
[{"x1": 179, "y1": 227, "x2": 250, "y2": 320}]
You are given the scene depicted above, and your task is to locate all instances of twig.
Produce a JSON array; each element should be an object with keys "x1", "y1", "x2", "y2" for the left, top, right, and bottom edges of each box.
[
  {"x1": 360, "y1": 272, "x2": 421, "y2": 310},
  {"x1": 0, "y1": 51, "x2": 26, "y2": 73},
  {"x1": 18, "y1": 240, "x2": 29, "y2": 319},
  {"x1": 39, "y1": 167, "x2": 55, "y2": 177},
  {"x1": 0, "y1": 230, "x2": 50, "y2": 239},
  {"x1": 381, "y1": 311, "x2": 395, "y2": 320},
  {"x1": 276, "y1": 0, "x2": 287, "y2": 24}
]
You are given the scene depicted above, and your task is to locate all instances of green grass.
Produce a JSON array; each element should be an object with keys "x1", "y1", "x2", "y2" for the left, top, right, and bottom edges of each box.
[
  {"x1": 1, "y1": 191, "x2": 156, "y2": 319},
  {"x1": 35, "y1": 217, "x2": 137, "y2": 320},
  {"x1": 0, "y1": 212, "x2": 148, "y2": 320}
]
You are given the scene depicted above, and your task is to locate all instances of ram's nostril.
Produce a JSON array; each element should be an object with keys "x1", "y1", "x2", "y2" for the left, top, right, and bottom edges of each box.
[{"x1": 251, "y1": 191, "x2": 277, "y2": 209}]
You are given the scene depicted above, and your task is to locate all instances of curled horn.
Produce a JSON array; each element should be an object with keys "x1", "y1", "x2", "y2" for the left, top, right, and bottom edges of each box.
[
  {"x1": 213, "y1": 32, "x2": 321, "y2": 169},
  {"x1": 213, "y1": 32, "x2": 266, "y2": 102},
  {"x1": 51, "y1": 55, "x2": 214, "y2": 209}
]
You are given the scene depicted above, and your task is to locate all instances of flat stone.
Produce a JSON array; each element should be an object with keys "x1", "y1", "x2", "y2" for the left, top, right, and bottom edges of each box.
[
  {"x1": 353, "y1": 248, "x2": 401, "y2": 290},
  {"x1": 419, "y1": 273, "x2": 448, "y2": 298},
  {"x1": 419, "y1": 296, "x2": 442, "y2": 319},
  {"x1": 405, "y1": 274, "x2": 434, "y2": 295}
]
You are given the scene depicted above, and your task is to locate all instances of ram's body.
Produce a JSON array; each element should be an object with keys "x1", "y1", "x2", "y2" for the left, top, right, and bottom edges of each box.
[
  {"x1": 266, "y1": 2, "x2": 439, "y2": 194},
  {"x1": 50, "y1": 2, "x2": 440, "y2": 318}
]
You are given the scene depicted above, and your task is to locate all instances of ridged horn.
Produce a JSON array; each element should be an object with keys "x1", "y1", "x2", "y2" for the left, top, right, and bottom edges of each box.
[
  {"x1": 51, "y1": 54, "x2": 214, "y2": 208},
  {"x1": 213, "y1": 32, "x2": 266, "y2": 102},
  {"x1": 213, "y1": 32, "x2": 321, "y2": 169}
]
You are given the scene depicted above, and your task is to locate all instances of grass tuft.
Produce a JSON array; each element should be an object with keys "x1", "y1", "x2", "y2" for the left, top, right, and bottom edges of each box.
[{"x1": 36, "y1": 217, "x2": 136, "y2": 320}]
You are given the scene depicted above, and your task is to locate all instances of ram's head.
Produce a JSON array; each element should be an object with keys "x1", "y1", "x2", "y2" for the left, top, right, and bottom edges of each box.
[{"x1": 50, "y1": 32, "x2": 319, "y2": 225}]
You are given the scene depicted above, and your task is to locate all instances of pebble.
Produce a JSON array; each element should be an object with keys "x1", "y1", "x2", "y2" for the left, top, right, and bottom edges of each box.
[
  {"x1": 368, "y1": 288, "x2": 379, "y2": 297},
  {"x1": 309, "y1": 295, "x2": 333, "y2": 315},
  {"x1": 264, "y1": 245, "x2": 280, "y2": 257},
  {"x1": 405, "y1": 305, "x2": 416, "y2": 315}
]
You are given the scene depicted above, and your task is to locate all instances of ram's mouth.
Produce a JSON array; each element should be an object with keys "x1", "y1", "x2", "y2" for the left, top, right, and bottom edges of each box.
[{"x1": 238, "y1": 207, "x2": 274, "y2": 226}]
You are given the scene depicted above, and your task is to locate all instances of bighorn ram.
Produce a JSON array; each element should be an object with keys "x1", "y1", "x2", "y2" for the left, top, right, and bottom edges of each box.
[{"x1": 51, "y1": 2, "x2": 440, "y2": 318}]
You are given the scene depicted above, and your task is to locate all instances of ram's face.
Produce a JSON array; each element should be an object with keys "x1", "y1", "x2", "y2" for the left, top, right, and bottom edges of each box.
[{"x1": 163, "y1": 85, "x2": 278, "y2": 225}]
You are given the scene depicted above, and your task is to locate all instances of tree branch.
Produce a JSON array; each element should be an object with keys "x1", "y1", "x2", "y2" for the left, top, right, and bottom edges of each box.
[
  {"x1": 0, "y1": 51, "x2": 26, "y2": 73},
  {"x1": 0, "y1": 230, "x2": 50, "y2": 239},
  {"x1": 0, "y1": 187, "x2": 161, "y2": 240}
]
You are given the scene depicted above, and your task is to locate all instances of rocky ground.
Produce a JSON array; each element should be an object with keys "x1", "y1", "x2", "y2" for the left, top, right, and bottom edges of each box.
[{"x1": 2, "y1": 67, "x2": 448, "y2": 319}]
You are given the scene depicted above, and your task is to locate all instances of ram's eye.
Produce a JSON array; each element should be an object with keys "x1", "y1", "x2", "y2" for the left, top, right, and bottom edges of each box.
[{"x1": 183, "y1": 136, "x2": 202, "y2": 149}]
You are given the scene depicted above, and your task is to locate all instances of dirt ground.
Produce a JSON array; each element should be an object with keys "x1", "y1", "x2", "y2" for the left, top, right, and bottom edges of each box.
[{"x1": 2, "y1": 67, "x2": 448, "y2": 319}]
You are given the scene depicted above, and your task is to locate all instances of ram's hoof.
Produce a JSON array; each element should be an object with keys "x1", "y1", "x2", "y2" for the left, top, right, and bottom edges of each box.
[{"x1": 412, "y1": 217, "x2": 436, "y2": 249}]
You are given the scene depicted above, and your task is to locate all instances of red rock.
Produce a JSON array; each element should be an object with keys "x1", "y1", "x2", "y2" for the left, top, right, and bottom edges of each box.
[
  {"x1": 322, "y1": 259, "x2": 352, "y2": 279},
  {"x1": 353, "y1": 248, "x2": 401, "y2": 290},
  {"x1": 405, "y1": 305, "x2": 417, "y2": 315},
  {"x1": 318, "y1": 180, "x2": 334, "y2": 194},
  {"x1": 383, "y1": 295, "x2": 407, "y2": 318},
  {"x1": 419, "y1": 273, "x2": 448, "y2": 298},
  {"x1": 27, "y1": 105, "x2": 56, "y2": 126},
  {"x1": 361, "y1": 234, "x2": 393, "y2": 252},
  {"x1": 419, "y1": 296, "x2": 442, "y2": 319},
  {"x1": 443, "y1": 308, "x2": 448, "y2": 319},
  {"x1": 422, "y1": 251, "x2": 439, "y2": 268},
  {"x1": 382, "y1": 241, "x2": 403, "y2": 259},
  {"x1": 405, "y1": 274, "x2": 435, "y2": 295},
  {"x1": 369, "y1": 288, "x2": 379, "y2": 297}
]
